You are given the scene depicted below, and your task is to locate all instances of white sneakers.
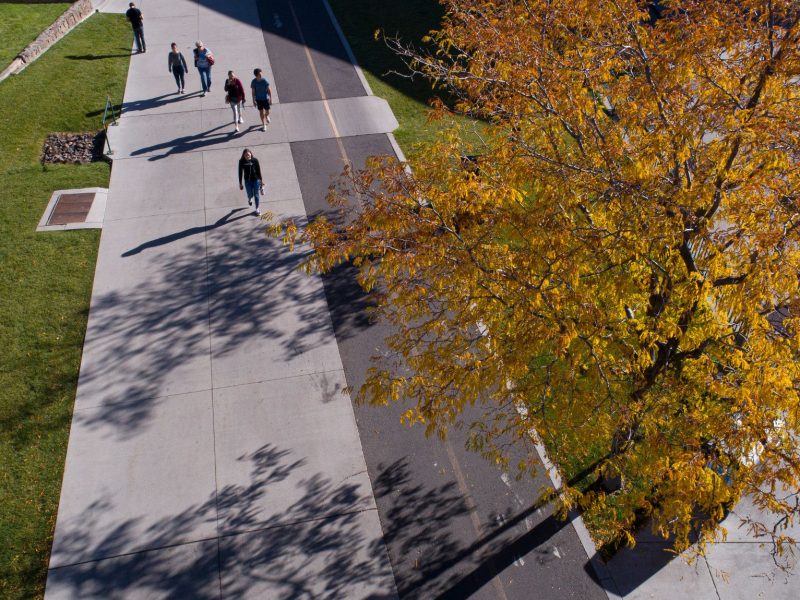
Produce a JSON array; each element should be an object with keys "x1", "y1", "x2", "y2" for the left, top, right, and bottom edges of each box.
[
  {"x1": 266, "y1": 115, "x2": 271, "y2": 124},
  {"x1": 234, "y1": 124, "x2": 239, "y2": 132},
  {"x1": 261, "y1": 124, "x2": 267, "y2": 131}
]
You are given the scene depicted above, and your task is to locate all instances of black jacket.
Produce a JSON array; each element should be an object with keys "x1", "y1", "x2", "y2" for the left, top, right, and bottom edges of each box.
[
  {"x1": 238, "y1": 157, "x2": 262, "y2": 185},
  {"x1": 126, "y1": 7, "x2": 143, "y2": 28}
]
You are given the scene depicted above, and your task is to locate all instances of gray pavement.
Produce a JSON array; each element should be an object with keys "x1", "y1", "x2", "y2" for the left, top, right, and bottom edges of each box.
[
  {"x1": 46, "y1": 1, "x2": 395, "y2": 597},
  {"x1": 46, "y1": 1, "x2": 799, "y2": 599}
]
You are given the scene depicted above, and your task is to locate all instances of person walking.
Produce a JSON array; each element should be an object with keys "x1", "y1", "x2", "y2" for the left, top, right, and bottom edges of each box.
[
  {"x1": 250, "y1": 68, "x2": 272, "y2": 131},
  {"x1": 224, "y1": 71, "x2": 246, "y2": 132},
  {"x1": 238, "y1": 149, "x2": 264, "y2": 216},
  {"x1": 193, "y1": 41, "x2": 214, "y2": 96},
  {"x1": 167, "y1": 43, "x2": 188, "y2": 94},
  {"x1": 126, "y1": 2, "x2": 145, "y2": 53}
]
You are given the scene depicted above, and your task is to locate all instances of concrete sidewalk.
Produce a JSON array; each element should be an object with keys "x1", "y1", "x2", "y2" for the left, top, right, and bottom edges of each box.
[
  {"x1": 46, "y1": 1, "x2": 396, "y2": 597},
  {"x1": 45, "y1": 1, "x2": 799, "y2": 599},
  {"x1": 600, "y1": 493, "x2": 800, "y2": 600}
]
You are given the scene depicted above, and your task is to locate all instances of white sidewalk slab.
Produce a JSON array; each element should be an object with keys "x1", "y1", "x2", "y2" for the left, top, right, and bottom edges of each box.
[
  {"x1": 50, "y1": 390, "x2": 217, "y2": 567},
  {"x1": 219, "y1": 510, "x2": 396, "y2": 599},
  {"x1": 104, "y1": 153, "x2": 205, "y2": 221},
  {"x1": 213, "y1": 371, "x2": 377, "y2": 535},
  {"x1": 47, "y1": 1, "x2": 396, "y2": 597},
  {"x1": 328, "y1": 95, "x2": 400, "y2": 137},
  {"x1": 203, "y1": 203, "x2": 343, "y2": 389},
  {"x1": 75, "y1": 211, "x2": 212, "y2": 409},
  {"x1": 706, "y1": 543, "x2": 800, "y2": 600}
]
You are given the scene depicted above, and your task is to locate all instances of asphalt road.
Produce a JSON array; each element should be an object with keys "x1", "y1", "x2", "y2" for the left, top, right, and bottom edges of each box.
[{"x1": 258, "y1": 2, "x2": 608, "y2": 598}]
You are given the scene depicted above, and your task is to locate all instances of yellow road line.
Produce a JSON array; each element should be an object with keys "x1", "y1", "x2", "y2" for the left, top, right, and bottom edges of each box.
[
  {"x1": 287, "y1": 5, "x2": 509, "y2": 596},
  {"x1": 287, "y1": 0, "x2": 348, "y2": 164},
  {"x1": 445, "y1": 438, "x2": 510, "y2": 600}
]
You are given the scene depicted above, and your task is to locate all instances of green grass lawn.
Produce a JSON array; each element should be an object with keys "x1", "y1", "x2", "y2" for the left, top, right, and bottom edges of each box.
[
  {"x1": 0, "y1": 3, "x2": 70, "y2": 69},
  {"x1": 0, "y1": 14, "x2": 130, "y2": 600}
]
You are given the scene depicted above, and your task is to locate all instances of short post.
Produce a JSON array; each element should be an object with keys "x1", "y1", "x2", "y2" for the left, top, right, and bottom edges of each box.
[
  {"x1": 104, "y1": 123, "x2": 113, "y2": 156},
  {"x1": 101, "y1": 96, "x2": 117, "y2": 156},
  {"x1": 102, "y1": 95, "x2": 119, "y2": 126}
]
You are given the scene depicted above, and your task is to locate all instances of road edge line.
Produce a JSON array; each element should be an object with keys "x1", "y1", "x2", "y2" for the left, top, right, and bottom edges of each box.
[
  {"x1": 529, "y1": 434, "x2": 622, "y2": 599},
  {"x1": 320, "y1": 0, "x2": 375, "y2": 96}
]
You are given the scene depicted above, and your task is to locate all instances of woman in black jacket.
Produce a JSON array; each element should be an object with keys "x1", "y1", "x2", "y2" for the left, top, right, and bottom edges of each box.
[{"x1": 238, "y1": 148, "x2": 264, "y2": 216}]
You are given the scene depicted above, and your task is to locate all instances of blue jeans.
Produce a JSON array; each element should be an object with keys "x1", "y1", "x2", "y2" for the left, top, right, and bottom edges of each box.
[
  {"x1": 133, "y1": 27, "x2": 145, "y2": 52},
  {"x1": 244, "y1": 179, "x2": 262, "y2": 209},
  {"x1": 198, "y1": 66, "x2": 211, "y2": 92}
]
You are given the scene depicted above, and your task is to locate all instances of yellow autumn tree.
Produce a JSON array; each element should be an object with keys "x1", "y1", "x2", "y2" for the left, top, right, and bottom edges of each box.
[{"x1": 278, "y1": 0, "x2": 800, "y2": 554}]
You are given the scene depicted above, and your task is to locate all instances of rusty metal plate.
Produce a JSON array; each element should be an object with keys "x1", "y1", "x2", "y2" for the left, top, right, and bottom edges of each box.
[{"x1": 48, "y1": 192, "x2": 95, "y2": 225}]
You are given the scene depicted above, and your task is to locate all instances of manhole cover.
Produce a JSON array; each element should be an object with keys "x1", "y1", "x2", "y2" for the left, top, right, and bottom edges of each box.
[{"x1": 47, "y1": 192, "x2": 95, "y2": 225}]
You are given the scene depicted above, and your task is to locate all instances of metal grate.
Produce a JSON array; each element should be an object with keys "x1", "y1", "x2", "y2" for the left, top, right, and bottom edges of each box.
[{"x1": 47, "y1": 192, "x2": 95, "y2": 226}]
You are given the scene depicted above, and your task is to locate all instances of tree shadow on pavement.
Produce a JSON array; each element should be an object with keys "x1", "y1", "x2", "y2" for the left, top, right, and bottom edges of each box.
[
  {"x1": 319, "y1": 261, "x2": 375, "y2": 340},
  {"x1": 47, "y1": 444, "x2": 396, "y2": 598},
  {"x1": 74, "y1": 213, "x2": 336, "y2": 437},
  {"x1": 372, "y1": 458, "x2": 582, "y2": 599}
]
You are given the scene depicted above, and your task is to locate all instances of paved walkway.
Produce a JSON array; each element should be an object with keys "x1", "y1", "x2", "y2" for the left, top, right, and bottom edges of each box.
[
  {"x1": 46, "y1": 1, "x2": 397, "y2": 597},
  {"x1": 47, "y1": 1, "x2": 800, "y2": 599},
  {"x1": 602, "y1": 492, "x2": 800, "y2": 600}
]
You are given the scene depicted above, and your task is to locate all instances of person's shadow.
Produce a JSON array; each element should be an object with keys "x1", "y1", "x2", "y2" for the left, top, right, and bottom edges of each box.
[
  {"x1": 66, "y1": 49, "x2": 132, "y2": 61},
  {"x1": 85, "y1": 91, "x2": 203, "y2": 120},
  {"x1": 130, "y1": 122, "x2": 246, "y2": 161},
  {"x1": 122, "y1": 208, "x2": 252, "y2": 257}
]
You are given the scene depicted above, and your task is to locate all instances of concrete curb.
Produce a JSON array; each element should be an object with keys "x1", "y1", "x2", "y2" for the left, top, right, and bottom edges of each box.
[
  {"x1": 529, "y1": 433, "x2": 621, "y2": 599},
  {"x1": 318, "y1": 0, "x2": 408, "y2": 172}
]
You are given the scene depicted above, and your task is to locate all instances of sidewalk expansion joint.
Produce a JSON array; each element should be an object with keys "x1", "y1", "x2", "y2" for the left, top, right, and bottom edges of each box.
[
  {"x1": 210, "y1": 367, "x2": 347, "y2": 393},
  {"x1": 48, "y1": 506, "x2": 380, "y2": 573},
  {"x1": 71, "y1": 367, "x2": 348, "y2": 416},
  {"x1": 216, "y1": 506, "x2": 380, "y2": 541},
  {"x1": 71, "y1": 386, "x2": 214, "y2": 414},
  {"x1": 47, "y1": 533, "x2": 223, "y2": 571}
]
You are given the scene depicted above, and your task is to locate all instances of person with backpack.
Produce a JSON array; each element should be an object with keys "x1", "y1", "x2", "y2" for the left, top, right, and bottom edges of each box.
[
  {"x1": 167, "y1": 43, "x2": 188, "y2": 94},
  {"x1": 224, "y1": 71, "x2": 246, "y2": 132},
  {"x1": 238, "y1": 149, "x2": 264, "y2": 216},
  {"x1": 193, "y1": 41, "x2": 214, "y2": 96},
  {"x1": 125, "y1": 2, "x2": 145, "y2": 53},
  {"x1": 250, "y1": 68, "x2": 272, "y2": 131}
]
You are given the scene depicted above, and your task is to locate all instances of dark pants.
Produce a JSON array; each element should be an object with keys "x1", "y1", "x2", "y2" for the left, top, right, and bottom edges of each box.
[
  {"x1": 172, "y1": 66, "x2": 185, "y2": 90},
  {"x1": 133, "y1": 26, "x2": 145, "y2": 52}
]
